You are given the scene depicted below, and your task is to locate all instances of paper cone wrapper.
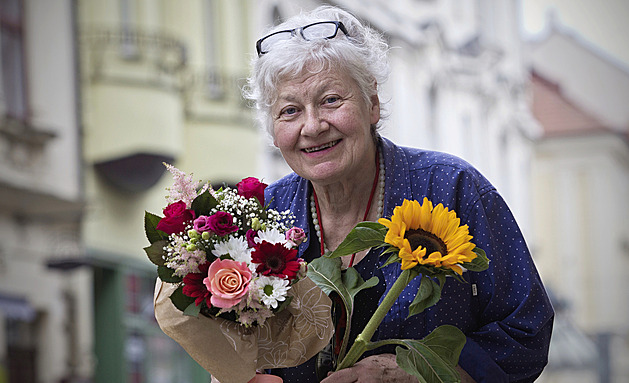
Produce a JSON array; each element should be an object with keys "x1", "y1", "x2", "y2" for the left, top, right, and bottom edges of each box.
[{"x1": 154, "y1": 277, "x2": 334, "y2": 383}]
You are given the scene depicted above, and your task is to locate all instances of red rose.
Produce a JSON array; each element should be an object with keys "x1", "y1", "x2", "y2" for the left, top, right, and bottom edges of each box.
[
  {"x1": 236, "y1": 177, "x2": 268, "y2": 205},
  {"x1": 156, "y1": 201, "x2": 195, "y2": 235},
  {"x1": 207, "y1": 211, "x2": 239, "y2": 236}
]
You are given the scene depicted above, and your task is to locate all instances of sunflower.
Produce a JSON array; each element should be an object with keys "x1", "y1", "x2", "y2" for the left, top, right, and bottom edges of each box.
[{"x1": 378, "y1": 198, "x2": 477, "y2": 275}]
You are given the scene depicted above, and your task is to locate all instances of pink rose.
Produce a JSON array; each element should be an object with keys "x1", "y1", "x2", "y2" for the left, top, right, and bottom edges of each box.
[
  {"x1": 156, "y1": 201, "x2": 195, "y2": 234},
  {"x1": 207, "y1": 211, "x2": 239, "y2": 236},
  {"x1": 204, "y1": 259, "x2": 252, "y2": 309},
  {"x1": 193, "y1": 215, "x2": 212, "y2": 233},
  {"x1": 285, "y1": 227, "x2": 306, "y2": 247},
  {"x1": 237, "y1": 177, "x2": 268, "y2": 205}
]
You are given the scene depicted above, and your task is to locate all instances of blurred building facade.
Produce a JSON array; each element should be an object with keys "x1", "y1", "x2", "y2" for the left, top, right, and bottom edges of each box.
[
  {"x1": 0, "y1": 0, "x2": 87, "y2": 382},
  {"x1": 77, "y1": 1, "x2": 259, "y2": 382},
  {"x1": 2, "y1": 0, "x2": 626, "y2": 382},
  {"x1": 529, "y1": 24, "x2": 629, "y2": 383}
]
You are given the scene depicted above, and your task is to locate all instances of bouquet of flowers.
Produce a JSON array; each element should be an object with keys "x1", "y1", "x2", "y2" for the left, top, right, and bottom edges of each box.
[
  {"x1": 146, "y1": 165, "x2": 333, "y2": 383},
  {"x1": 144, "y1": 164, "x2": 307, "y2": 326},
  {"x1": 307, "y1": 198, "x2": 490, "y2": 382}
]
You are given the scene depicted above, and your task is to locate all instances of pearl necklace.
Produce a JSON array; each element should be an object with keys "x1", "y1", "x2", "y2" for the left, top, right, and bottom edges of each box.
[{"x1": 310, "y1": 151, "x2": 386, "y2": 257}]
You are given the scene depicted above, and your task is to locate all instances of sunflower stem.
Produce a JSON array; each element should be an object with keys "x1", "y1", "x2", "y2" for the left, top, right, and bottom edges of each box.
[{"x1": 336, "y1": 268, "x2": 419, "y2": 370}]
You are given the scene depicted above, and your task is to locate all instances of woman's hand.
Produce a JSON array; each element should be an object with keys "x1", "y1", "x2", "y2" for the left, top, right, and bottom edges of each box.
[
  {"x1": 320, "y1": 354, "x2": 476, "y2": 383},
  {"x1": 320, "y1": 354, "x2": 418, "y2": 383}
]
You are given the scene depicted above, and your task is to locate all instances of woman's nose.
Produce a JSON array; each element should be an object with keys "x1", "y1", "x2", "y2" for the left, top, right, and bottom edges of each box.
[{"x1": 301, "y1": 108, "x2": 329, "y2": 136}]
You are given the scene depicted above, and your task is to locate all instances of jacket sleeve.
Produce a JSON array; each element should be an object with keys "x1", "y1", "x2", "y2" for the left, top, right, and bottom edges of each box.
[{"x1": 457, "y1": 189, "x2": 554, "y2": 382}]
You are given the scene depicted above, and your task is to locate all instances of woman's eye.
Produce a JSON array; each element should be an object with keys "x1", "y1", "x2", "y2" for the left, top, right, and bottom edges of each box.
[
  {"x1": 281, "y1": 107, "x2": 297, "y2": 116},
  {"x1": 324, "y1": 96, "x2": 339, "y2": 104}
]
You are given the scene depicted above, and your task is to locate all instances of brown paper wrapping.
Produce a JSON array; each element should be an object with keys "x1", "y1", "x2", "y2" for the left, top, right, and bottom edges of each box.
[{"x1": 154, "y1": 277, "x2": 334, "y2": 383}]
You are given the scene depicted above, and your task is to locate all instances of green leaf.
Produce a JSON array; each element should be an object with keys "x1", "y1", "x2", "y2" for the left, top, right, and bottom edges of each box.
[
  {"x1": 191, "y1": 189, "x2": 218, "y2": 216},
  {"x1": 421, "y1": 325, "x2": 466, "y2": 367},
  {"x1": 395, "y1": 342, "x2": 457, "y2": 383},
  {"x1": 395, "y1": 326, "x2": 466, "y2": 383},
  {"x1": 408, "y1": 276, "x2": 442, "y2": 318},
  {"x1": 143, "y1": 240, "x2": 168, "y2": 266},
  {"x1": 381, "y1": 251, "x2": 401, "y2": 268},
  {"x1": 327, "y1": 222, "x2": 387, "y2": 259},
  {"x1": 342, "y1": 267, "x2": 380, "y2": 300},
  {"x1": 436, "y1": 274, "x2": 446, "y2": 289},
  {"x1": 275, "y1": 296, "x2": 293, "y2": 313},
  {"x1": 145, "y1": 211, "x2": 167, "y2": 244},
  {"x1": 463, "y1": 247, "x2": 489, "y2": 272},
  {"x1": 306, "y1": 256, "x2": 344, "y2": 297},
  {"x1": 157, "y1": 265, "x2": 182, "y2": 283},
  {"x1": 169, "y1": 285, "x2": 196, "y2": 312},
  {"x1": 307, "y1": 256, "x2": 379, "y2": 360},
  {"x1": 183, "y1": 301, "x2": 201, "y2": 317}
]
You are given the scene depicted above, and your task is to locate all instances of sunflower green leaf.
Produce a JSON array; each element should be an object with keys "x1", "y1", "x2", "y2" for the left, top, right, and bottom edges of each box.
[
  {"x1": 307, "y1": 256, "x2": 378, "y2": 360},
  {"x1": 327, "y1": 222, "x2": 387, "y2": 259},
  {"x1": 408, "y1": 276, "x2": 442, "y2": 318},
  {"x1": 395, "y1": 325, "x2": 465, "y2": 382}
]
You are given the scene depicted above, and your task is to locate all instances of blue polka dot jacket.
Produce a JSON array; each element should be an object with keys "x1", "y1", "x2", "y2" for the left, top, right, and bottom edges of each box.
[{"x1": 265, "y1": 136, "x2": 554, "y2": 383}]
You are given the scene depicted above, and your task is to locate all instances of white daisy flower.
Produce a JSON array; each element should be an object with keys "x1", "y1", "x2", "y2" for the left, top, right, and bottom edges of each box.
[
  {"x1": 212, "y1": 236, "x2": 251, "y2": 263},
  {"x1": 255, "y1": 276, "x2": 290, "y2": 309}
]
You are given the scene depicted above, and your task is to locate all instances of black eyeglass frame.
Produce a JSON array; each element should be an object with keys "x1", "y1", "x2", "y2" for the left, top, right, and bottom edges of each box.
[{"x1": 256, "y1": 21, "x2": 349, "y2": 56}]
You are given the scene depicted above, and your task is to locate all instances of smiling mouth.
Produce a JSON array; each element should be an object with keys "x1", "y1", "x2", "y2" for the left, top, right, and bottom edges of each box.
[{"x1": 303, "y1": 140, "x2": 341, "y2": 153}]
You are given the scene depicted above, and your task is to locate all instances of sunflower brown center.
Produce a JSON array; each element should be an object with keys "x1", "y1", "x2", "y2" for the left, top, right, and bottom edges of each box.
[{"x1": 405, "y1": 229, "x2": 447, "y2": 257}]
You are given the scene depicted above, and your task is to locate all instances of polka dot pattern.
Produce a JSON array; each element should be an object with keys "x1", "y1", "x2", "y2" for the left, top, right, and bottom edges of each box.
[{"x1": 264, "y1": 137, "x2": 554, "y2": 383}]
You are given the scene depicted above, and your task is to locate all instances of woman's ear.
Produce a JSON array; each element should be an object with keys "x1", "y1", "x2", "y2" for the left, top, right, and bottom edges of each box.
[
  {"x1": 370, "y1": 93, "x2": 380, "y2": 125},
  {"x1": 369, "y1": 80, "x2": 380, "y2": 124}
]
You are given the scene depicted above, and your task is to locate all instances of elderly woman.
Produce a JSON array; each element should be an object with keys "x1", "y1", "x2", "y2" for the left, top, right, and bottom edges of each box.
[{"x1": 246, "y1": 6, "x2": 553, "y2": 383}]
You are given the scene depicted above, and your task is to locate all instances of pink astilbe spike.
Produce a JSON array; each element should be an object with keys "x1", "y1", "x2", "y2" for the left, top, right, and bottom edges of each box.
[{"x1": 163, "y1": 163, "x2": 210, "y2": 208}]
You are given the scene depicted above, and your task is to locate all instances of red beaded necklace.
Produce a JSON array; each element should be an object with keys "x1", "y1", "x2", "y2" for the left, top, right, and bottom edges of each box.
[{"x1": 311, "y1": 151, "x2": 381, "y2": 268}]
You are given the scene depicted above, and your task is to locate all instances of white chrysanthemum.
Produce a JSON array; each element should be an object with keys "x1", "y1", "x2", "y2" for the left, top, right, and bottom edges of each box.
[
  {"x1": 255, "y1": 227, "x2": 287, "y2": 246},
  {"x1": 255, "y1": 276, "x2": 290, "y2": 309},
  {"x1": 212, "y1": 236, "x2": 251, "y2": 263}
]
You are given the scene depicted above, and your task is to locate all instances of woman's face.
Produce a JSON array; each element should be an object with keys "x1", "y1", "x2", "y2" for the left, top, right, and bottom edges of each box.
[{"x1": 271, "y1": 67, "x2": 380, "y2": 185}]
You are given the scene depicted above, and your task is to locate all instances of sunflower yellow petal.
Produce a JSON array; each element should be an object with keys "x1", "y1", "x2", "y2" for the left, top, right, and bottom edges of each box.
[{"x1": 419, "y1": 198, "x2": 433, "y2": 231}]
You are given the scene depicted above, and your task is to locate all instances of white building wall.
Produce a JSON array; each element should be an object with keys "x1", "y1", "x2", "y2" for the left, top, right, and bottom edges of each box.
[{"x1": 0, "y1": 1, "x2": 88, "y2": 381}]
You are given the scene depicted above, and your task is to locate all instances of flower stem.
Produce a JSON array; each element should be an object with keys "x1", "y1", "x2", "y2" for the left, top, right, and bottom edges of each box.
[{"x1": 336, "y1": 268, "x2": 419, "y2": 370}]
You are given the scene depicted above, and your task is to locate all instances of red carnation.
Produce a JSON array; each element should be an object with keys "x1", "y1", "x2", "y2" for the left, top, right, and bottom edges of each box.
[
  {"x1": 182, "y1": 262, "x2": 211, "y2": 306},
  {"x1": 251, "y1": 241, "x2": 301, "y2": 279}
]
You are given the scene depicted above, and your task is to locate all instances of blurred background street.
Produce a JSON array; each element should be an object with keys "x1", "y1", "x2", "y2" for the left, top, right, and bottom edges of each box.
[{"x1": 0, "y1": 0, "x2": 627, "y2": 382}]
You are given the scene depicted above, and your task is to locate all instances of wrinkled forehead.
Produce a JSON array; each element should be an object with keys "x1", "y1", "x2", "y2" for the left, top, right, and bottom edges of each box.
[{"x1": 269, "y1": 59, "x2": 338, "y2": 102}]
